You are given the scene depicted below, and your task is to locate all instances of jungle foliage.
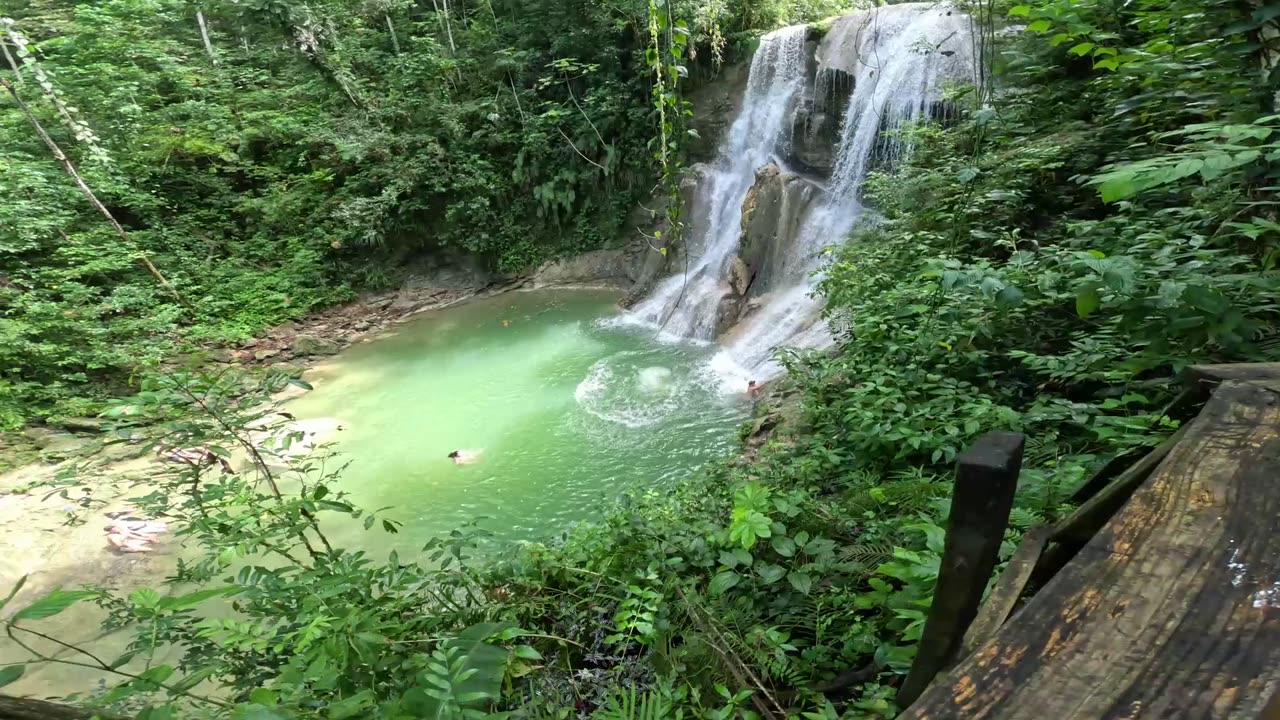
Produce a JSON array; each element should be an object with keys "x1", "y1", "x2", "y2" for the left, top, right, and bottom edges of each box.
[
  {"x1": 4, "y1": 0, "x2": 1280, "y2": 717},
  {"x1": 0, "y1": 0, "x2": 851, "y2": 424}
]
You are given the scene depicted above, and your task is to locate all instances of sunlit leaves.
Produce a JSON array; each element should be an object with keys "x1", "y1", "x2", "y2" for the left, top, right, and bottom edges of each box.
[
  {"x1": 13, "y1": 588, "x2": 100, "y2": 620},
  {"x1": 0, "y1": 665, "x2": 24, "y2": 688},
  {"x1": 1075, "y1": 286, "x2": 1101, "y2": 318}
]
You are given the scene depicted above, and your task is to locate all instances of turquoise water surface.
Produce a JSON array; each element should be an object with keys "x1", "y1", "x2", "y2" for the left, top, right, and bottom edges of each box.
[{"x1": 287, "y1": 289, "x2": 749, "y2": 553}]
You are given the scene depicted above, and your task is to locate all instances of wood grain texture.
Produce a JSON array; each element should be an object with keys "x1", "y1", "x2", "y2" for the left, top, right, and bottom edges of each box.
[
  {"x1": 1185, "y1": 364, "x2": 1280, "y2": 396},
  {"x1": 900, "y1": 381, "x2": 1280, "y2": 720}
]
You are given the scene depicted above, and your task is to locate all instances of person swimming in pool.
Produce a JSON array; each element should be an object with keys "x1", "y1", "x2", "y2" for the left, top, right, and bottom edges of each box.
[{"x1": 448, "y1": 450, "x2": 481, "y2": 465}]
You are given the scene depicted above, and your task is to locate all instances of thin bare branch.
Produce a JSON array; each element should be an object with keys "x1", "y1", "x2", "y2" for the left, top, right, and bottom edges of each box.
[
  {"x1": 556, "y1": 125, "x2": 608, "y2": 171},
  {"x1": 0, "y1": 78, "x2": 191, "y2": 311}
]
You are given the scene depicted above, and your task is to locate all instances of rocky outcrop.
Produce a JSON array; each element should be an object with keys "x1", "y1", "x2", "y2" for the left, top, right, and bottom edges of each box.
[
  {"x1": 292, "y1": 335, "x2": 341, "y2": 357},
  {"x1": 685, "y1": 63, "x2": 751, "y2": 163},
  {"x1": 621, "y1": 163, "x2": 714, "y2": 306},
  {"x1": 532, "y1": 249, "x2": 633, "y2": 288},
  {"x1": 736, "y1": 163, "x2": 819, "y2": 298},
  {"x1": 35, "y1": 433, "x2": 93, "y2": 463},
  {"x1": 789, "y1": 66, "x2": 855, "y2": 176},
  {"x1": 727, "y1": 256, "x2": 752, "y2": 297},
  {"x1": 783, "y1": 6, "x2": 975, "y2": 178},
  {"x1": 59, "y1": 417, "x2": 106, "y2": 434},
  {"x1": 707, "y1": 163, "x2": 819, "y2": 337},
  {"x1": 714, "y1": 293, "x2": 742, "y2": 338}
]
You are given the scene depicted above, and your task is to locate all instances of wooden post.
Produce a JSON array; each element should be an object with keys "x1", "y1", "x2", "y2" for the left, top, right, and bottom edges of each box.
[{"x1": 898, "y1": 431, "x2": 1024, "y2": 709}]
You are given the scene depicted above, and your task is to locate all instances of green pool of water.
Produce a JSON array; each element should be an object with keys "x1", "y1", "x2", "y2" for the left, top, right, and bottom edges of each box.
[{"x1": 288, "y1": 289, "x2": 748, "y2": 553}]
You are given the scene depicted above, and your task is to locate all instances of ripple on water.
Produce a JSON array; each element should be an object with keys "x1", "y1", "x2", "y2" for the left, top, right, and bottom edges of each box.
[{"x1": 574, "y1": 351, "x2": 693, "y2": 429}]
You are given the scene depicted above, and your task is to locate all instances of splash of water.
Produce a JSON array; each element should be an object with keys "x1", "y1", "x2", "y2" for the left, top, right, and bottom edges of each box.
[{"x1": 625, "y1": 24, "x2": 810, "y2": 339}]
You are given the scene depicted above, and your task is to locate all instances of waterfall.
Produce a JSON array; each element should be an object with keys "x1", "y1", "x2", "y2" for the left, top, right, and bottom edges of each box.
[
  {"x1": 626, "y1": 24, "x2": 809, "y2": 340},
  {"x1": 622, "y1": 4, "x2": 973, "y2": 385},
  {"x1": 721, "y1": 4, "x2": 973, "y2": 378}
]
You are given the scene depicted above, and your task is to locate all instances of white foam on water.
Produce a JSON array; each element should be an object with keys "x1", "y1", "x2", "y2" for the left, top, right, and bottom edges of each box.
[
  {"x1": 575, "y1": 353, "x2": 686, "y2": 429},
  {"x1": 638, "y1": 366, "x2": 674, "y2": 393}
]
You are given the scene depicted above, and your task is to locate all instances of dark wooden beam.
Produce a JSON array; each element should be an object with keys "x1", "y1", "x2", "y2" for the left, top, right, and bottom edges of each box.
[
  {"x1": 898, "y1": 432, "x2": 1025, "y2": 708},
  {"x1": 1028, "y1": 423, "x2": 1191, "y2": 589},
  {"x1": 899, "y1": 381, "x2": 1280, "y2": 719},
  {"x1": 1183, "y1": 363, "x2": 1280, "y2": 397},
  {"x1": 959, "y1": 525, "x2": 1050, "y2": 657}
]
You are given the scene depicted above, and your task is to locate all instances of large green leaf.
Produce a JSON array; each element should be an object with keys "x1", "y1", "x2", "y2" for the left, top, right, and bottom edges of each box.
[
  {"x1": 709, "y1": 570, "x2": 741, "y2": 595},
  {"x1": 13, "y1": 589, "x2": 100, "y2": 621},
  {"x1": 413, "y1": 623, "x2": 510, "y2": 717},
  {"x1": 159, "y1": 586, "x2": 239, "y2": 611},
  {"x1": 787, "y1": 571, "x2": 813, "y2": 595},
  {"x1": 1075, "y1": 287, "x2": 1101, "y2": 318},
  {"x1": 0, "y1": 664, "x2": 24, "y2": 688}
]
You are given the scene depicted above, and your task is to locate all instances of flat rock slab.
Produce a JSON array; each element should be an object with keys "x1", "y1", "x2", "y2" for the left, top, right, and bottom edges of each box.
[{"x1": 902, "y1": 380, "x2": 1280, "y2": 719}]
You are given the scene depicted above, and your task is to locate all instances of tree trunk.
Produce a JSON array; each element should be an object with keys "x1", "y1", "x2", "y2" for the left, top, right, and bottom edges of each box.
[
  {"x1": 0, "y1": 694, "x2": 115, "y2": 720},
  {"x1": 0, "y1": 78, "x2": 191, "y2": 311},
  {"x1": 430, "y1": 0, "x2": 456, "y2": 53},
  {"x1": 196, "y1": 10, "x2": 218, "y2": 64}
]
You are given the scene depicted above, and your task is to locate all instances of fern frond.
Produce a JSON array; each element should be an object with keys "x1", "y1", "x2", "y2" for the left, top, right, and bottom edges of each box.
[
  {"x1": 841, "y1": 478, "x2": 950, "y2": 517},
  {"x1": 596, "y1": 685, "x2": 677, "y2": 720},
  {"x1": 1007, "y1": 506, "x2": 1044, "y2": 530},
  {"x1": 839, "y1": 543, "x2": 896, "y2": 577}
]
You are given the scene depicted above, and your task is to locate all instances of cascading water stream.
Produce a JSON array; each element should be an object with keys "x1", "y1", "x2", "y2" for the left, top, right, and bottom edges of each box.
[
  {"x1": 625, "y1": 24, "x2": 809, "y2": 340},
  {"x1": 618, "y1": 4, "x2": 972, "y2": 386},
  {"x1": 718, "y1": 5, "x2": 974, "y2": 377}
]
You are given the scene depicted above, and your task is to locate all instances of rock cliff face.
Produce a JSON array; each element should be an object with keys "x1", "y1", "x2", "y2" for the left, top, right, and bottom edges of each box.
[{"x1": 713, "y1": 162, "x2": 821, "y2": 335}]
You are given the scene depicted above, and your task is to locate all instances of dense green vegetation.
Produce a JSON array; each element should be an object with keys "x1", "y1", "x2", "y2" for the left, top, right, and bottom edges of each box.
[
  {"x1": 4, "y1": 0, "x2": 1280, "y2": 717},
  {"x1": 0, "y1": 0, "x2": 851, "y2": 425}
]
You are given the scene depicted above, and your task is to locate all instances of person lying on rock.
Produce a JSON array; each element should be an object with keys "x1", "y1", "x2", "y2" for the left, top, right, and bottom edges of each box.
[
  {"x1": 104, "y1": 522, "x2": 164, "y2": 553},
  {"x1": 156, "y1": 445, "x2": 232, "y2": 473}
]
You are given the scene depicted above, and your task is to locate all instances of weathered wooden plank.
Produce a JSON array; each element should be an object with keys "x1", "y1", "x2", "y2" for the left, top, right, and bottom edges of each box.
[
  {"x1": 1185, "y1": 363, "x2": 1280, "y2": 396},
  {"x1": 960, "y1": 526, "x2": 1051, "y2": 657},
  {"x1": 1030, "y1": 422, "x2": 1194, "y2": 588},
  {"x1": 898, "y1": 432, "x2": 1025, "y2": 708},
  {"x1": 900, "y1": 381, "x2": 1280, "y2": 719}
]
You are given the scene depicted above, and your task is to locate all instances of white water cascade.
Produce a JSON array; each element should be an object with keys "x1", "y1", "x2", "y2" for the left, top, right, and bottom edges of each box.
[
  {"x1": 623, "y1": 3, "x2": 974, "y2": 384},
  {"x1": 626, "y1": 24, "x2": 810, "y2": 339}
]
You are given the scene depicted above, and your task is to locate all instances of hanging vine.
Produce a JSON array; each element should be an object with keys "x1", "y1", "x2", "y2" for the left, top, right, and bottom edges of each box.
[{"x1": 645, "y1": 0, "x2": 696, "y2": 329}]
